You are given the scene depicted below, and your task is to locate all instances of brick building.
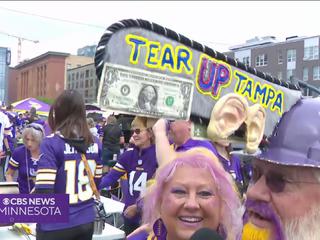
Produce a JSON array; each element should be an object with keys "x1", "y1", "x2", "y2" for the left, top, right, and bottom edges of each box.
[{"x1": 8, "y1": 51, "x2": 93, "y2": 103}]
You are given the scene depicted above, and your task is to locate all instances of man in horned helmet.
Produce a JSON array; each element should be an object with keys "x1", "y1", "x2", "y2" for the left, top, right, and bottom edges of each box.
[
  {"x1": 207, "y1": 93, "x2": 320, "y2": 240},
  {"x1": 242, "y1": 98, "x2": 320, "y2": 240}
]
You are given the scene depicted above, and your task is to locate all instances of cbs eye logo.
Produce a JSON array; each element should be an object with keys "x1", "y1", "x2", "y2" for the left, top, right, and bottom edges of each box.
[{"x1": 2, "y1": 198, "x2": 10, "y2": 205}]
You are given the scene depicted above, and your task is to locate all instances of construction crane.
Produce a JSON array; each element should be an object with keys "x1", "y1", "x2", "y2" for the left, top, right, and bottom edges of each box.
[{"x1": 0, "y1": 31, "x2": 39, "y2": 63}]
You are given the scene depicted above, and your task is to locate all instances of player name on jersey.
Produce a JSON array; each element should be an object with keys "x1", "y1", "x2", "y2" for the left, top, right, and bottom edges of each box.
[{"x1": 63, "y1": 143, "x2": 99, "y2": 155}]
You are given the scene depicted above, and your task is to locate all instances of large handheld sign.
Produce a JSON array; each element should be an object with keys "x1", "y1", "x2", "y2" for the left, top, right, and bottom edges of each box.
[{"x1": 94, "y1": 19, "x2": 302, "y2": 137}]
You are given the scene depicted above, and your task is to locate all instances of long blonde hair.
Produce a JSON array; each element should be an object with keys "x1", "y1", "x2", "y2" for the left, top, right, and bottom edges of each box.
[{"x1": 143, "y1": 150, "x2": 243, "y2": 240}]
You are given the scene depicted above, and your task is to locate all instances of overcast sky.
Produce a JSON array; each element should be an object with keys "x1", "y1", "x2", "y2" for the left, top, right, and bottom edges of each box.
[{"x1": 1, "y1": 1, "x2": 320, "y2": 66}]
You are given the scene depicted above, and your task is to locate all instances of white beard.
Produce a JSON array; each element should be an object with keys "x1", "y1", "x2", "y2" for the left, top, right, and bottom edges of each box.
[{"x1": 283, "y1": 206, "x2": 320, "y2": 240}]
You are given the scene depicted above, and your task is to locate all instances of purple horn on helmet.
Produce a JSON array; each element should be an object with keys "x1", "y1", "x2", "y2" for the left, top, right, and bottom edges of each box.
[{"x1": 257, "y1": 97, "x2": 320, "y2": 168}]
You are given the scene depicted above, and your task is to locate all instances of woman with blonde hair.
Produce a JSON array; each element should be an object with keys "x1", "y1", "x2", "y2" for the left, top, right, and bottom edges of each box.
[
  {"x1": 6, "y1": 123, "x2": 45, "y2": 193},
  {"x1": 128, "y1": 149, "x2": 243, "y2": 240},
  {"x1": 100, "y1": 116, "x2": 158, "y2": 236}
]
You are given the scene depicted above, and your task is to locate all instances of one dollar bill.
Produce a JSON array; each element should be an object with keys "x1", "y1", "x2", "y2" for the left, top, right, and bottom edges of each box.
[{"x1": 97, "y1": 63, "x2": 194, "y2": 120}]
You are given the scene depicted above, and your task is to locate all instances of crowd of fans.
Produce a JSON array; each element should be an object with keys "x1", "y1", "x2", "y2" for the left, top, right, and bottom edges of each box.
[
  {"x1": 0, "y1": 96, "x2": 248, "y2": 238},
  {"x1": 1, "y1": 90, "x2": 319, "y2": 240}
]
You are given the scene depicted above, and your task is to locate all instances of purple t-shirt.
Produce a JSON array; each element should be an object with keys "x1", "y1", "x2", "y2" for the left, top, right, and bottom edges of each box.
[
  {"x1": 8, "y1": 145, "x2": 38, "y2": 193},
  {"x1": 35, "y1": 134, "x2": 103, "y2": 231},
  {"x1": 96, "y1": 124, "x2": 104, "y2": 138},
  {"x1": 42, "y1": 121, "x2": 52, "y2": 136},
  {"x1": 173, "y1": 138, "x2": 218, "y2": 155},
  {"x1": 218, "y1": 153, "x2": 244, "y2": 185},
  {"x1": 99, "y1": 144, "x2": 158, "y2": 225},
  {"x1": 16, "y1": 117, "x2": 26, "y2": 127}
]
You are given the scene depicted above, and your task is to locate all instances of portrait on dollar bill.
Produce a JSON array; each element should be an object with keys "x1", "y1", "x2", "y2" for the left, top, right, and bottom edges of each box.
[
  {"x1": 97, "y1": 63, "x2": 194, "y2": 120},
  {"x1": 100, "y1": 68, "x2": 119, "y2": 106},
  {"x1": 136, "y1": 84, "x2": 158, "y2": 112}
]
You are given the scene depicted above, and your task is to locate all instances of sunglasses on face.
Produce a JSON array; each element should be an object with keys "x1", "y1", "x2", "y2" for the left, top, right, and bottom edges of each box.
[
  {"x1": 26, "y1": 124, "x2": 43, "y2": 133},
  {"x1": 167, "y1": 120, "x2": 175, "y2": 129},
  {"x1": 131, "y1": 128, "x2": 147, "y2": 135},
  {"x1": 251, "y1": 165, "x2": 319, "y2": 193}
]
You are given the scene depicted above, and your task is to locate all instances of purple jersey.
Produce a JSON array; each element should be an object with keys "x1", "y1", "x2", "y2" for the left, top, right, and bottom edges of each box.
[
  {"x1": 96, "y1": 124, "x2": 104, "y2": 137},
  {"x1": 32, "y1": 118, "x2": 45, "y2": 125},
  {"x1": 8, "y1": 145, "x2": 38, "y2": 193},
  {"x1": 42, "y1": 121, "x2": 52, "y2": 136},
  {"x1": 16, "y1": 117, "x2": 25, "y2": 127},
  {"x1": 99, "y1": 144, "x2": 158, "y2": 225},
  {"x1": 173, "y1": 138, "x2": 218, "y2": 155},
  {"x1": 35, "y1": 134, "x2": 103, "y2": 231},
  {"x1": 218, "y1": 153, "x2": 244, "y2": 185}
]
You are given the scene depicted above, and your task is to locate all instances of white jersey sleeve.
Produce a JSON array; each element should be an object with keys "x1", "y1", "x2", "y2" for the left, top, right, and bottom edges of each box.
[{"x1": 0, "y1": 112, "x2": 11, "y2": 151}]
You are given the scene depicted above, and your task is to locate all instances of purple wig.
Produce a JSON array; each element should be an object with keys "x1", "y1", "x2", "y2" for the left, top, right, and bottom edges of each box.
[{"x1": 142, "y1": 152, "x2": 244, "y2": 240}]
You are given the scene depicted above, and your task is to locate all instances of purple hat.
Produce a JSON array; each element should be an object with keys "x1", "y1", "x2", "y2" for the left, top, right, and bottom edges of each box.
[{"x1": 257, "y1": 97, "x2": 320, "y2": 168}]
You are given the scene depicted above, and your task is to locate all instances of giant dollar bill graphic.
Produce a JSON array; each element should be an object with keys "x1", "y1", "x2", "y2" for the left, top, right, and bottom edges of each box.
[{"x1": 97, "y1": 63, "x2": 194, "y2": 120}]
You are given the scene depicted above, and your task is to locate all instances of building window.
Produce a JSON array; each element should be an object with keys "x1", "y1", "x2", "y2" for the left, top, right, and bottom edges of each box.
[
  {"x1": 278, "y1": 51, "x2": 283, "y2": 64},
  {"x1": 72, "y1": 73, "x2": 75, "y2": 81},
  {"x1": 304, "y1": 46, "x2": 319, "y2": 60},
  {"x1": 85, "y1": 79, "x2": 89, "y2": 88},
  {"x1": 242, "y1": 56, "x2": 250, "y2": 65},
  {"x1": 37, "y1": 67, "x2": 40, "y2": 80},
  {"x1": 90, "y1": 79, "x2": 93, "y2": 87},
  {"x1": 85, "y1": 70, "x2": 89, "y2": 78},
  {"x1": 90, "y1": 69, "x2": 93, "y2": 77},
  {"x1": 303, "y1": 68, "x2": 308, "y2": 81},
  {"x1": 85, "y1": 90, "x2": 89, "y2": 97},
  {"x1": 68, "y1": 74, "x2": 71, "y2": 82},
  {"x1": 40, "y1": 66, "x2": 43, "y2": 80},
  {"x1": 76, "y1": 82, "x2": 79, "y2": 88},
  {"x1": 256, "y1": 54, "x2": 268, "y2": 67},
  {"x1": 277, "y1": 72, "x2": 282, "y2": 80},
  {"x1": 287, "y1": 69, "x2": 294, "y2": 81},
  {"x1": 287, "y1": 49, "x2": 296, "y2": 63},
  {"x1": 304, "y1": 38, "x2": 319, "y2": 60},
  {"x1": 44, "y1": 64, "x2": 47, "y2": 79},
  {"x1": 80, "y1": 80, "x2": 84, "y2": 88},
  {"x1": 313, "y1": 66, "x2": 320, "y2": 80}
]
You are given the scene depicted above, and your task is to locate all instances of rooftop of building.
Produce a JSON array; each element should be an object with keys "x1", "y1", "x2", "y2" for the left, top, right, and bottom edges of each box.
[
  {"x1": 14, "y1": 51, "x2": 70, "y2": 69},
  {"x1": 228, "y1": 35, "x2": 319, "y2": 51},
  {"x1": 67, "y1": 62, "x2": 95, "y2": 71}
]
